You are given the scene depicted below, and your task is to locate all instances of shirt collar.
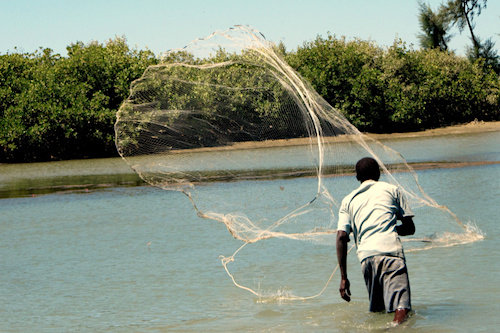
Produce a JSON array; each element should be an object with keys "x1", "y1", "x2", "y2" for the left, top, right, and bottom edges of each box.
[{"x1": 359, "y1": 179, "x2": 377, "y2": 189}]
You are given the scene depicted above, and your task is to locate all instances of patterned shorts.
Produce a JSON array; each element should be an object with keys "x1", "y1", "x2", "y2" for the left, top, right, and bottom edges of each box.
[{"x1": 360, "y1": 255, "x2": 411, "y2": 313}]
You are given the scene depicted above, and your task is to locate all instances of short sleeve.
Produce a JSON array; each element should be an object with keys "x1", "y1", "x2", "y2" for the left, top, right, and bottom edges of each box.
[
  {"x1": 337, "y1": 200, "x2": 352, "y2": 234},
  {"x1": 395, "y1": 187, "x2": 414, "y2": 218}
]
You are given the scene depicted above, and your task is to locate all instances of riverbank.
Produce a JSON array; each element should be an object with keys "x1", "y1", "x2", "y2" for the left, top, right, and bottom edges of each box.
[
  {"x1": 1, "y1": 121, "x2": 498, "y2": 199},
  {"x1": 367, "y1": 120, "x2": 500, "y2": 141},
  {"x1": 188, "y1": 120, "x2": 500, "y2": 153}
]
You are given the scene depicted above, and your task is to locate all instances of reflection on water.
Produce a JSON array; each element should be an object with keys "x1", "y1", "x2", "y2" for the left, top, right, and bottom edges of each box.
[{"x1": 0, "y1": 157, "x2": 142, "y2": 198}]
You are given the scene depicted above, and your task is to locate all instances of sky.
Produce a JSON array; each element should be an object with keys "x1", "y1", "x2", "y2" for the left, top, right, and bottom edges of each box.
[{"x1": 1, "y1": 0, "x2": 499, "y2": 57}]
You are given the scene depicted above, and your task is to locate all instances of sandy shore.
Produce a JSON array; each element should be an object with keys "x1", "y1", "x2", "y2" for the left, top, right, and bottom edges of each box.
[
  {"x1": 366, "y1": 120, "x2": 500, "y2": 141},
  {"x1": 175, "y1": 120, "x2": 500, "y2": 153}
]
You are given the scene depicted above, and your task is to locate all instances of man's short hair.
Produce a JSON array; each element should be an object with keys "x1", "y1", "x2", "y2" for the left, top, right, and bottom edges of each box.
[{"x1": 356, "y1": 157, "x2": 380, "y2": 182}]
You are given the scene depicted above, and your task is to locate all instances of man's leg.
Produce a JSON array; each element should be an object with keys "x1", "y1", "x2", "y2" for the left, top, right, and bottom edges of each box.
[
  {"x1": 393, "y1": 308, "x2": 409, "y2": 324},
  {"x1": 361, "y1": 257, "x2": 386, "y2": 312},
  {"x1": 380, "y1": 256, "x2": 411, "y2": 324}
]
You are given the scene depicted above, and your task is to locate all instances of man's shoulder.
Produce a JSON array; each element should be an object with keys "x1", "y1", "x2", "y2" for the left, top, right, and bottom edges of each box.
[
  {"x1": 342, "y1": 181, "x2": 400, "y2": 205},
  {"x1": 342, "y1": 181, "x2": 376, "y2": 205},
  {"x1": 342, "y1": 184, "x2": 365, "y2": 202},
  {"x1": 373, "y1": 181, "x2": 399, "y2": 192},
  {"x1": 374, "y1": 180, "x2": 393, "y2": 187}
]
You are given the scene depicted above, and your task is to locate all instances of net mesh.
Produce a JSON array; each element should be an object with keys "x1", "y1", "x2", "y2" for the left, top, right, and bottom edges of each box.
[{"x1": 115, "y1": 26, "x2": 482, "y2": 300}]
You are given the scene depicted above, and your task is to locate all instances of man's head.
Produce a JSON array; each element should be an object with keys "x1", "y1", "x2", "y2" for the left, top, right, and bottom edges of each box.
[{"x1": 356, "y1": 157, "x2": 380, "y2": 182}]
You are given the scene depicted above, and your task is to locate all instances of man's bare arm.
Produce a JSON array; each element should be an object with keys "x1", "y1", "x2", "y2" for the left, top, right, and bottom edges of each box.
[{"x1": 336, "y1": 230, "x2": 351, "y2": 302}]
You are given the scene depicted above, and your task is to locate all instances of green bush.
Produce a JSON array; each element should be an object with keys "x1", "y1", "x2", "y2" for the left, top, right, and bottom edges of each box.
[
  {"x1": 0, "y1": 37, "x2": 158, "y2": 162},
  {"x1": 287, "y1": 35, "x2": 499, "y2": 133},
  {"x1": 1, "y1": 35, "x2": 498, "y2": 162}
]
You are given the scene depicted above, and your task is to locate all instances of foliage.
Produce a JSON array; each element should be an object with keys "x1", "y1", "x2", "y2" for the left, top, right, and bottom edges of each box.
[
  {"x1": 1, "y1": 34, "x2": 499, "y2": 162},
  {"x1": 117, "y1": 50, "x2": 306, "y2": 155},
  {"x1": 442, "y1": 0, "x2": 499, "y2": 70},
  {"x1": 418, "y1": 0, "x2": 499, "y2": 73},
  {"x1": 287, "y1": 35, "x2": 499, "y2": 133},
  {"x1": 0, "y1": 37, "x2": 158, "y2": 162},
  {"x1": 417, "y1": 1, "x2": 452, "y2": 51},
  {"x1": 444, "y1": 0, "x2": 487, "y2": 49}
]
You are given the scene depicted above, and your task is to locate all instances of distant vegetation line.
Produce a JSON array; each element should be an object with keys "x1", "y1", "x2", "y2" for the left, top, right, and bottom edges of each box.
[{"x1": 0, "y1": 35, "x2": 498, "y2": 163}]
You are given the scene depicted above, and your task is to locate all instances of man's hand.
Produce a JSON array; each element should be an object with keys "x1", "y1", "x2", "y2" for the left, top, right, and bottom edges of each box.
[
  {"x1": 339, "y1": 277, "x2": 351, "y2": 302},
  {"x1": 396, "y1": 216, "x2": 415, "y2": 236}
]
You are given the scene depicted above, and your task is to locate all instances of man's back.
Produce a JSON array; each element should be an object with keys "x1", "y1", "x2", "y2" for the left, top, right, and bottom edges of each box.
[{"x1": 337, "y1": 180, "x2": 414, "y2": 261}]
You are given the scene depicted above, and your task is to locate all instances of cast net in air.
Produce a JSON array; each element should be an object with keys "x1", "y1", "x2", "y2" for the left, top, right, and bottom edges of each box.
[{"x1": 115, "y1": 26, "x2": 482, "y2": 300}]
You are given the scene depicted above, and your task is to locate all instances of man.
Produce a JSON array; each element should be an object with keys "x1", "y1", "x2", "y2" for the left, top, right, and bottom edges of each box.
[{"x1": 336, "y1": 157, "x2": 415, "y2": 324}]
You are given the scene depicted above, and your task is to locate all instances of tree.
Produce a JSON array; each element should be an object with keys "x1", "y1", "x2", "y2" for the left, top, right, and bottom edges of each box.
[
  {"x1": 444, "y1": 0, "x2": 499, "y2": 72},
  {"x1": 417, "y1": 1, "x2": 452, "y2": 51},
  {"x1": 466, "y1": 37, "x2": 500, "y2": 73},
  {"x1": 444, "y1": 0, "x2": 486, "y2": 51},
  {"x1": 0, "y1": 37, "x2": 159, "y2": 162}
]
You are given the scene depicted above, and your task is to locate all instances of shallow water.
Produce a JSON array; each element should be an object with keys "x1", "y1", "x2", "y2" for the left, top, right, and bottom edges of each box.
[
  {"x1": 0, "y1": 158, "x2": 141, "y2": 198},
  {"x1": 0, "y1": 131, "x2": 499, "y2": 332}
]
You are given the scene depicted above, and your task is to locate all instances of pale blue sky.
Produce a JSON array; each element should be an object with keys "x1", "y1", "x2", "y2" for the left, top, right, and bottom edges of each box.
[{"x1": 1, "y1": 0, "x2": 498, "y2": 56}]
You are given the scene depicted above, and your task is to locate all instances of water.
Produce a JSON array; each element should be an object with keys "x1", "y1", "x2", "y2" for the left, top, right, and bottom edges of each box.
[
  {"x1": 0, "y1": 158, "x2": 141, "y2": 199},
  {"x1": 1, "y1": 131, "x2": 499, "y2": 332}
]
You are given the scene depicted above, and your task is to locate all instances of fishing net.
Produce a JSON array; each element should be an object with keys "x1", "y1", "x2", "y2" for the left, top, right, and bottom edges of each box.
[{"x1": 115, "y1": 26, "x2": 482, "y2": 300}]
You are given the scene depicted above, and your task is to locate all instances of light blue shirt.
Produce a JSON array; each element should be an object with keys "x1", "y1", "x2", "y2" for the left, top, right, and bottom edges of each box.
[{"x1": 337, "y1": 180, "x2": 414, "y2": 262}]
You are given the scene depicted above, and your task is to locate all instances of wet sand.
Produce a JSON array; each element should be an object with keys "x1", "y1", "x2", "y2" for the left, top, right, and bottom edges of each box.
[
  {"x1": 366, "y1": 120, "x2": 500, "y2": 141},
  {"x1": 371, "y1": 121, "x2": 500, "y2": 170},
  {"x1": 173, "y1": 121, "x2": 500, "y2": 153}
]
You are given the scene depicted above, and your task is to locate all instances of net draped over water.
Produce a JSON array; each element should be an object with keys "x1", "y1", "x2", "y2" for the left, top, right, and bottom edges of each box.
[{"x1": 115, "y1": 26, "x2": 481, "y2": 299}]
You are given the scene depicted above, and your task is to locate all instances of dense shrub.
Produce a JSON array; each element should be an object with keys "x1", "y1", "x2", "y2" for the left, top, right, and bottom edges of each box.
[
  {"x1": 287, "y1": 35, "x2": 499, "y2": 133},
  {"x1": 0, "y1": 37, "x2": 158, "y2": 162},
  {"x1": 0, "y1": 35, "x2": 498, "y2": 162}
]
